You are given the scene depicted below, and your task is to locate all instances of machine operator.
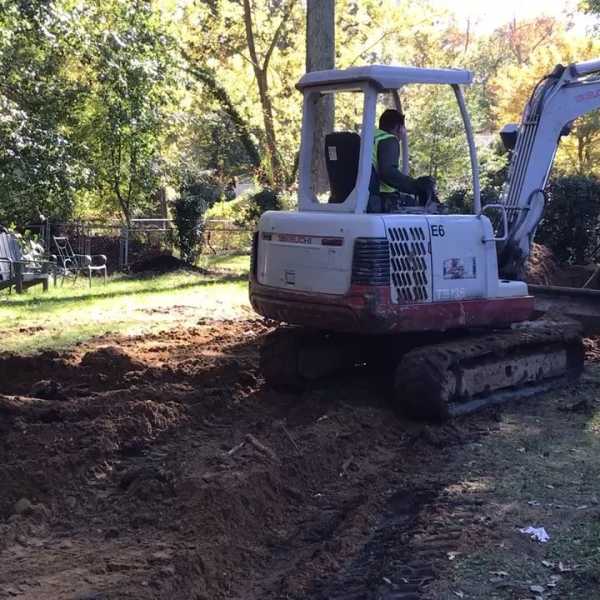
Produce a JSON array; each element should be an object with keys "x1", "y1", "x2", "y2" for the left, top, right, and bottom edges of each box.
[{"x1": 369, "y1": 109, "x2": 437, "y2": 212}]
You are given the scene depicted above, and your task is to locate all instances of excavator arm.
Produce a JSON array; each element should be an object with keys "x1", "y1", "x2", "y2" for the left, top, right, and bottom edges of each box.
[{"x1": 499, "y1": 59, "x2": 600, "y2": 279}]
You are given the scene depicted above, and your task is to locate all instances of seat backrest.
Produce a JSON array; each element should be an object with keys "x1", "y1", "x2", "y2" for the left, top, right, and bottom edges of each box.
[
  {"x1": 324, "y1": 132, "x2": 361, "y2": 203},
  {"x1": 8, "y1": 235, "x2": 23, "y2": 261},
  {"x1": 53, "y1": 236, "x2": 76, "y2": 267},
  {"x1": 0, "y1": 233, "x2": 12, "y2": 281},
  {"x1": 0, "y1": 233, "x2": 23, "y2": 281},
  {"x1": 0, "y1": 233, "x2": 12, "y2": 259},
  {"x1": 0, "y1": 232, "x2": 21, "y2": 259}
]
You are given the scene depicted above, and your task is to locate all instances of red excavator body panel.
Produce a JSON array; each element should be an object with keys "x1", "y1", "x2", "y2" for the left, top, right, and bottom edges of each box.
[{"x1": 249, "y1": 276, "x2": 535, "y2": 335}]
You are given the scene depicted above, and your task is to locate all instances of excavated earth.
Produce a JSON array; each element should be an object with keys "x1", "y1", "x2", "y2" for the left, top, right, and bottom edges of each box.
[{"x1": 0, "y1": 320, "x2": 599, "y2": 600}]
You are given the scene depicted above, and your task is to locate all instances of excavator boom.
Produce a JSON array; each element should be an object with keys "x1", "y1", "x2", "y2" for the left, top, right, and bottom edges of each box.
[{"x1": 499, "y1": 59, "x2": 600, "y2": 278}]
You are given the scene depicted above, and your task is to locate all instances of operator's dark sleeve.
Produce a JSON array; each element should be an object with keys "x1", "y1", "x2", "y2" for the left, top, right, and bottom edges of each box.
[{"x1": 376, "y1": 137, "x2": 420, "y2": 195}]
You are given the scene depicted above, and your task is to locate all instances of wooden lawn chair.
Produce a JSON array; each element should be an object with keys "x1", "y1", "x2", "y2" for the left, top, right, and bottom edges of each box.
[{"x1": 0, "y1": 232, "x2": 55, "y2": 294}]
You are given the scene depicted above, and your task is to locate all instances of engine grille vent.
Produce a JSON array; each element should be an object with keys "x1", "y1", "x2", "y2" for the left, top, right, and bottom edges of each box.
[
  {"x1": 387, "y1": 226, "x2": 430, "y2": 303},
  {"x1": 351, "y1": 238, "x2": 390, "y2": 286}
]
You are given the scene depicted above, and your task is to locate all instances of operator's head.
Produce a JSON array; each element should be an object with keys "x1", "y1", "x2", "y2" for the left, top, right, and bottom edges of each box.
[{"x1": 379, "y1": 109, "x2": 405, "y2": 138}]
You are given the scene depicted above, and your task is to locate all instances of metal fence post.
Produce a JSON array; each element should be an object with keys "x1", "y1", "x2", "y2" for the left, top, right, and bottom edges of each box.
[{"x1": 119, "y1": 225, "x2": 129, "y2": 270}]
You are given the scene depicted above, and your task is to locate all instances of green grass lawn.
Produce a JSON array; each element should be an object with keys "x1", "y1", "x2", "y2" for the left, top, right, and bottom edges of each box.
[
  {"x1": 428, "y1": 367, "x2": 600, "y2": 600},
  {"x1": 0, "y1": 255, "x2": 252, "y2": 354},
  {"x1": 200, "y1": 253, "x2": 251, "y2": 273}
]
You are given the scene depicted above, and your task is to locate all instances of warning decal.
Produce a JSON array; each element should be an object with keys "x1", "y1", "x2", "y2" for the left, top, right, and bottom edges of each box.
[{"x1": 443, "y1": 257, "x2": 477, "y2": 280}]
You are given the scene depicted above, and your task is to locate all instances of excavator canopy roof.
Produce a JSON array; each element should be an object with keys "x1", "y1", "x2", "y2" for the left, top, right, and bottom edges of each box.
[{"x1": 296, "y1": 65, "x2": 473, "y2": 91}]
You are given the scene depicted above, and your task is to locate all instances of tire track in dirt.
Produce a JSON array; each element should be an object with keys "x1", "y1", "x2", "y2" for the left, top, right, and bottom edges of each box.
[{"x1": 242, "y1": 465, "x2": 487, "y2": 600}]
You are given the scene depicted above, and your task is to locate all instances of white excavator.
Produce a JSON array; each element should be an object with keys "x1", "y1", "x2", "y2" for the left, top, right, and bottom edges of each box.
[{"x1": 249, "y1": 60, "x2": 600, "y2": 419}]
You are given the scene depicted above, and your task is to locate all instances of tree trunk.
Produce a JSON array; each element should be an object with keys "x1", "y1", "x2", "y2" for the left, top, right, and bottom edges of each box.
[
  {"x1": 157, "y1": 187, "x2": 168, "y2": 219},
  {"x1": 114, "y1": 185, "x2": 131, "y2": 229},
  {"x1": 577, "y1": 132, "x2": 585, "y2": 175},
  {"x1": 241, "y1": 0, "x2": 292, "y2": 188},
  {"x1": 255, "y1": 67, "x2": 285, "y2": 187},
  {"x1": 306, "y1": 0, "x2": 335, "y2": 195}
]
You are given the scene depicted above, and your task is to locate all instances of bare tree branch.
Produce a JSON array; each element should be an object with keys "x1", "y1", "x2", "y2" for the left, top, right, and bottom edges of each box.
[
  {"x1": 242, "y1": 0, "x2": 261, "y2": 72},
  {"x1": 529, "y1": 23, "x2": 555, "y2": 55},
  {"x1": 180, "y1": 51, "x2": 261, "y2": 169},
  {"x1": 349, "y1": 30, "x2": 395, "y2": 66},
  {"x1": 263, "y1": 0, "x2": 298, "y2": 72},
  {"x1": 239, "y1": 0, "x2": 287, "y2": 185},
  {"x1": 348, "y1": 16, "x2": 435, "y2": 67}
]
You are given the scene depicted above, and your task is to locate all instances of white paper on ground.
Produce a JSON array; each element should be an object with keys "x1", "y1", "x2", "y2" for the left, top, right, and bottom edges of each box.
[{"x1": 519, "y1": 526, "x2": 550, "y2": 543}]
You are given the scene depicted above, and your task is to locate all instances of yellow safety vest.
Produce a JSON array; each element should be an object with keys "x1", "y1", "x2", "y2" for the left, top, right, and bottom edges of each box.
[{"x1": 371, "y1": 128, "x2": 398, "y2": 194}]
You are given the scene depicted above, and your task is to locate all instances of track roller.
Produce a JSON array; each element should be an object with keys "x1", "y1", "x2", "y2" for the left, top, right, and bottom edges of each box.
[{"x1": 393, "y1": 321, "x2": 584, "y2": 420}]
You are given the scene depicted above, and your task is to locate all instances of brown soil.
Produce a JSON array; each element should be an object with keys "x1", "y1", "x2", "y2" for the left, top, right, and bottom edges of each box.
[
  {"x1": 527, "y1": 243, "x2": 599, "y2": 288},
  {"x1": 0, "y1": 321, "x2": 599, "y2": 599},
  {"x1": 129, "y1": 254, "x2": 210, "y2": 274}
]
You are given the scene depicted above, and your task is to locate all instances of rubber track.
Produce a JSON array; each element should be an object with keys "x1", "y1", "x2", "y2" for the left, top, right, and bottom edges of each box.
[
  {"x1": 395, "y1": 321, "x2": 584, "y2": 421},
  {"x1": 260, "y1": 328, "x2": 305, "y2": 392}
]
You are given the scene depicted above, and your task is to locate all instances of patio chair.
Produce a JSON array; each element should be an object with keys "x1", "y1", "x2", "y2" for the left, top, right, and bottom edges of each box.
[
  {"x1": 53, "y1": 236, "x2": 107, "y2": 287},
  {"x1": 0, "y1": 232, "x2": 55, "y2": 294}
]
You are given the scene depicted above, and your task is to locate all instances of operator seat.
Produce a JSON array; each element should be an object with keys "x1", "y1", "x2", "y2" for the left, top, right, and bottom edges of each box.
[
  {"x1": 324, "y1": 131, "x2": 401, "y2": 210},
  {"x1": 324, "y1": 132, "x2": 361, "y2": 203}
]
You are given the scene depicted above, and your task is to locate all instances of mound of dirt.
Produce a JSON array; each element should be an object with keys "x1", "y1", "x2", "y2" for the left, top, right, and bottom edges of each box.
[
  {"x1": 81, "y1": 345, "x2": 145, "y2": 372},
  {"x1": 129, "y1": 253, "x2": 209, "y2": 274},
  {"x1": 0, "y1": 319, "x2": 598, "y2": 599},
  {"x1": 526, "y1": 243, "x2": 562, "y2": 285},
  {"x1": 0, "y1": 318, "x2": 482, "y2": 600},
  {"x1": 527, "y1": 243, "x2": 599, "y2": 288},
  {"x1": 130, "y1": 253, "x2": 186, "y2": 273}
]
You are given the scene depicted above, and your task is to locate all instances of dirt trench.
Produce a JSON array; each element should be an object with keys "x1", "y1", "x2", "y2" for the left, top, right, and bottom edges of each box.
[{"x1": 0, "y1": 320, "x2": 598, "y2": 599}]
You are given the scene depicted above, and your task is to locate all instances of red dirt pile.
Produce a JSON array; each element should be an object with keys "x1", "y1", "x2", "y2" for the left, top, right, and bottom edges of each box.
[
  {"x1": 0, "y1": 319, "x2": 599, "y2": 599},
  {"x1": 0, "y1": 321, "x2": 494, "y2": 599},
  {"x1": 527, "y1": 243, "x2": 599, "y2": 288},
  {"x1": 526, "y1": 243, "x2": 562, "y2": 285}
]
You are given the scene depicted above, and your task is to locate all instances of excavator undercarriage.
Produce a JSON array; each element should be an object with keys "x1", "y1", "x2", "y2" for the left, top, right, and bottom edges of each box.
[{"x1": 260, "y1": 320, "x2": 584, "y2": 421}]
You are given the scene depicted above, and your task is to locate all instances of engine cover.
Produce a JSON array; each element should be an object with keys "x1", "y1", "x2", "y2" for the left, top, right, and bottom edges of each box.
[{"x1": 250, "y1": 210, "x2": 532, "y2": 334}]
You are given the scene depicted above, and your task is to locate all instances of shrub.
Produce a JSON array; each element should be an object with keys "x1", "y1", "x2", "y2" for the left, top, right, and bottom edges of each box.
[
  {"x1": 444, "y1": 186, "x2": 499, "y2": 215},
  {"x1": 236, "y1": 188, "x2": 283, "y2": 228},
  {"x1": 173, "y1": 195, "x2": 207, "y2": 265},
  {"x1": 444, "y1": 188, "x2": 471, "y2": 214},
  {"x1": 173, "y1": 175, "x2": 224, "y2": 264},
  {"x1": 180, "y1": 174, "x2": 223, "y2": 209},
  {"x1": 446, "y1": 176, "x2": 600, "y2": 264},
  {"x1": 537, "y1": 176, "x2": 600, "y2": 264},
  {"x1": 205, "y1": 193, "x2": 252, "y2": 222}
]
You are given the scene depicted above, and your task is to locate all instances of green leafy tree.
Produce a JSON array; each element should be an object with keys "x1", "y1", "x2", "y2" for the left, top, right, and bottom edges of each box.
[
  {"x1": 75, "y1": 0, "x2": 176, "y2": 226},
  {"x1": 404, "y1": 86, "x2": 472, "y2": 195},
  {"x1": 0, "y1": 0, "x2": 89, "y2": 226},
  {"x1": 581, "y1": 0, "x2": 600, "y2": 14},
  {"x1": 182, "y1": 59, "x2": 261, "y2": 176},
  {"x1": 2, "y1": 0, "x2": 599, "y2": 234},
  {"x1": 174, "y1": 175, "x2": 222, "y2": 264},
  {"x1": 181, "y1": 0, "x2": 304, "y2": 187},
  {"x1": 176, "y1": 110, "x2": 258, "y2": 189}
]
